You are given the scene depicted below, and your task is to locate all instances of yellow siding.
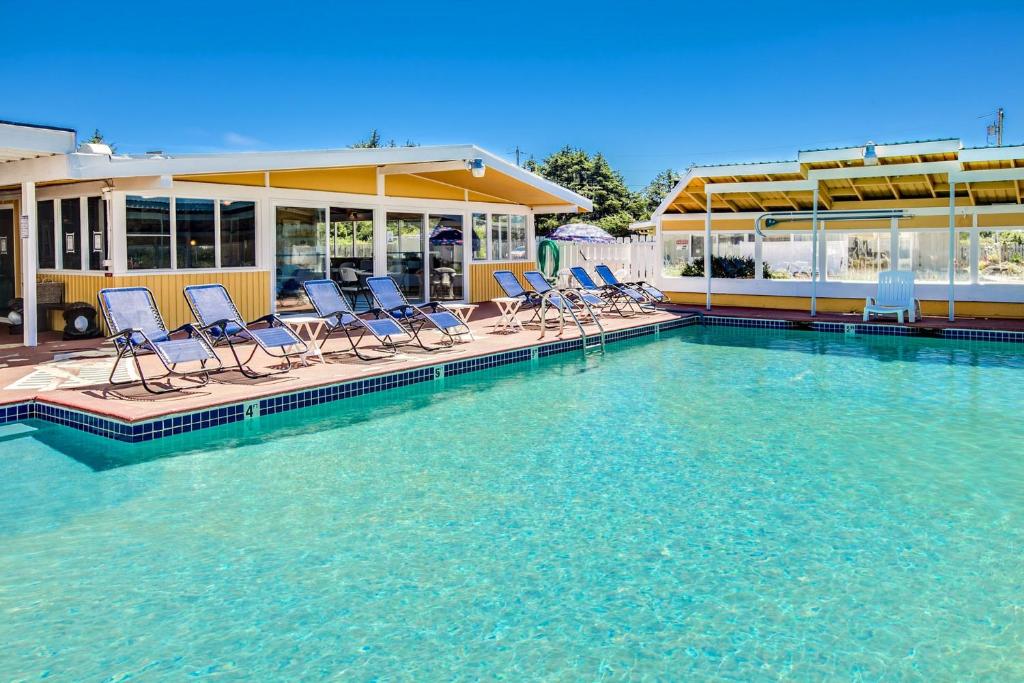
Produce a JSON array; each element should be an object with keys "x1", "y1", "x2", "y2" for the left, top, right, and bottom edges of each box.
[
  {"x1": 664, "y1": 291, "x2": 1024, "y2": 319},
  {"x1": 38, "y1": 271, "x2": 271, "y2": 331},
  {"x1": 468, "y1": 261, "x2": 537, "y2": 302}
]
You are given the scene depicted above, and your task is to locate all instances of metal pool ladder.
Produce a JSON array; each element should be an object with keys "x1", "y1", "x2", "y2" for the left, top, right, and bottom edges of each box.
[{"x1": 539, "y1": 290, "x2": 606, "y2": 355}]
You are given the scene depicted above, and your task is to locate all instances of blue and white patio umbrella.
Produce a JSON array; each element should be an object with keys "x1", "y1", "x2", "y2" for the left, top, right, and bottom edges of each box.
[
  {"x1": 429, "y1": 225, "x2": 481, "y2": 251},
  {"x1": 549, "y1": 223, "x2": 615, "y2": 244}
]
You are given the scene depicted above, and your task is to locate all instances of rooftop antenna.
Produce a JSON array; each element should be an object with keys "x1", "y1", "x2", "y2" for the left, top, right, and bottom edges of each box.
[{"x1": 983, "y1": 107, "x2": 1005, "y2": 146}]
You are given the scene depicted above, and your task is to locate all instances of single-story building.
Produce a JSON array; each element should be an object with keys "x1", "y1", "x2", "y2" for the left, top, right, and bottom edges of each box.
[
  {"x1": 647, "y1": 138, "x2": 1024, "y2": 319},
  {"x1": 0, "y1": 120, "x2": 591, "y2": 347}
]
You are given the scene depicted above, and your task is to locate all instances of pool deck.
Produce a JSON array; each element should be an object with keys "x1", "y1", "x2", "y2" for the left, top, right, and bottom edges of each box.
[
  {"x1": 2, "y1": 302, "x2": 1022, "y2": 426},
  {"x1": 0, "y1": 304, "x2": 685, "y2": 423}
]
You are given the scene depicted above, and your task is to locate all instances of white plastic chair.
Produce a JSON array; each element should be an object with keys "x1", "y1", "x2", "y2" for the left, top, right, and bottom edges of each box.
[{"x1": 863, "y1": 270, "x2": 921, "y2": 323}]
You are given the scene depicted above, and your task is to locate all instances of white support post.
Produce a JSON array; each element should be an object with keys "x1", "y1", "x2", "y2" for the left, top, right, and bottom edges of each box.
[
  {"x1": 810, "y1": 185, "x2": 819, "y2": 317},
  {"x1": 704, "y1": 197, "x2": 712, "y2": 310},
  {"x1": 20, "y1": 182, "x2": 37, "y2": 347},
  {"x1": 948, "y1": 179, "x2": 956, "y2": 321}
]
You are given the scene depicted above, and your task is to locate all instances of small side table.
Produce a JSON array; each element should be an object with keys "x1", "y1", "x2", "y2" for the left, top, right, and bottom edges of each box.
[
  {"x1": 442, "y1": 303, "x2": 477, "y2": 341},
  {"x1": 491, "y1": 297, "x2": 523, "y2": 334},
  {"x1": 280, "y1": 315, "x2": 326, "y2": 366}
]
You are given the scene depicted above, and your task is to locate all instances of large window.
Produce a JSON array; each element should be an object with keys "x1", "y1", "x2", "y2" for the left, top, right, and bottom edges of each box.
[
  {"x1": 825, "y1": 231, "x2": 890, "y2": 282},
  {"x1": 126, "y1": 196, "x2": 172, "y2": 270},
  {"x1": 471, "y1": 213, "x2": 487, "y2": 260},
  {"x1": 60, "y1": 198, "x2": 82, "y2": 270},
  {"x1": 978, "y1": 229, "x2": 1024, "y2": 283},
  {"x1": 762, "y1": 233, "x2": 813, "y2": 279},
  {"x1": 898, "y1": 230, "x2": 969, "y2": 282},
  {"x1": 220, "y1": 200, "x2": 256, "y2": 268},
  {"x1": 490, "y1": 214, "x2": 509, "y2": 260},
  {"x1": 37, "y1": 200, "x2": 55, "y2": 269},
  {"x1": 128, "y1": 196, "x2": 257, "y2": 271},
  {"x1": 87, "y1": 197, "x2": 107, "y2": 270},
  {"x1": 469, "y1": 212, "x2": 528, "y2": 262},
  {"x1": 662, "y1": 232, "x2": 703, "y2": 276},
  {"x1": 175, "y1": 198, "x2": 216, "y2": 269}
]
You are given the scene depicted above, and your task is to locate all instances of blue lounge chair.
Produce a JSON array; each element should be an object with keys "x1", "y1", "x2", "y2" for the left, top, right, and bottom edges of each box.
[
  {"x1": 98, "y1": 287, "x2": 222, "y2": 394},
  {"x1": 521, "y1": 270, "x2": 606, "y2": 327},
  {"x1": 492, "y1": 270, "x2": 543, "y2": 323},
  {"x1": 568, "y1": 266, "x2": 645, "y2": 315},
  {"x1": 594, "y1": 264, "x2": 666, "y2": 304},
  {"x1": 365, "y1": 276, "x2": 471, "y2": 350},
  {"x1": 184, "y1": 283, "x2": 307, "y2": 378},
  {"x1": 523, "y1": 270, "x2": 604, "y2": 311},
  {"x1": 303, "y1": 279, "x2": 411, "y2": 359}
]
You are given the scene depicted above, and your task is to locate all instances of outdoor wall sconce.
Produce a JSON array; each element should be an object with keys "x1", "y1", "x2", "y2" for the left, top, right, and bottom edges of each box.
[{"x1": 468, "y1": 158, "x2": 485, "y2": 178}]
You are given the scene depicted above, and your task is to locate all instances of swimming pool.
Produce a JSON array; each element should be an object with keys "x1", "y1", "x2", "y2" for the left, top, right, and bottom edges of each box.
[{"x1": 2, "y1": 326, "x2": 1022, "y2": 679}]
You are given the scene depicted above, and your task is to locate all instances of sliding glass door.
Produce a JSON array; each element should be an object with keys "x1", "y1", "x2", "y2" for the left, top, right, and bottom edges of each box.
[
  {"x1": 428, "y1": 214, "x2": 464, "y2": 301},
  {"x1": 329, "y1": 207, "x2": 374, "y2": 309},
  {"x1": 386, "y1": 212, "x2": 425, "y2": 302},
  {"x1": 275, "y1": 206, "x2": 326, "y2": 311}
]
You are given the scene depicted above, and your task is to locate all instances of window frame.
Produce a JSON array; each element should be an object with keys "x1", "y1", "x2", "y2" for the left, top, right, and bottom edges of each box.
[
  {"x1": 471, "y1": 211, "x2": 531, "y2": 263},
  {"x1": 123, "y1": 192, "x2": 260, "y2": 273}
]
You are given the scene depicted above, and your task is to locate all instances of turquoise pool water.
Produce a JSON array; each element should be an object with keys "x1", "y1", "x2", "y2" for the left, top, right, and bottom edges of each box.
[{"x1": 2, "y1": 327, "x2": 1023, "y2": 680}]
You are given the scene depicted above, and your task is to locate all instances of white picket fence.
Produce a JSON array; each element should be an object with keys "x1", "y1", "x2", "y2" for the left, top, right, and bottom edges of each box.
[{"x1": 552, "y1": 236, "x2": 658, "y2": 287}]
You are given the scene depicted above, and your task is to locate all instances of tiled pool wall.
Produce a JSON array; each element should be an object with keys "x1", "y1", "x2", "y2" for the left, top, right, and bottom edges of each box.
[
  {"x1": 0, "y1": 315, "x2": 699, "y2": 443},
  {"x1": 704, "y1": 314, "x2": 1024, "y2": 343},
  {"x1": 3, "y1": 312, "x2": 1021, "y2": 443}
]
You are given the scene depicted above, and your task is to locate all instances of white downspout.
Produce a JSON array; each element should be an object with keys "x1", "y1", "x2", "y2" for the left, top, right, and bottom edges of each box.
[{"x1": 20, "y1": 181, "x2": 37, "y2": 347}]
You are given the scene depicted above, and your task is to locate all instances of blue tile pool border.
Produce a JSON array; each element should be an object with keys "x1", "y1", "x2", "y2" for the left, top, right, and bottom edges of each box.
[
  {"x1": 0, "y1": 314, "x2": 701, "y2": 443},
  {"x1": 3, "y1": 311, "x2": 1020, "y2": 443}
]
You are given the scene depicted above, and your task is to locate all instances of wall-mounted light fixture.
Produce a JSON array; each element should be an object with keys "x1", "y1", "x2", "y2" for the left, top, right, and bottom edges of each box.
[{"x1": 468, "y1": 158, "x2": 485, "y2": 178}]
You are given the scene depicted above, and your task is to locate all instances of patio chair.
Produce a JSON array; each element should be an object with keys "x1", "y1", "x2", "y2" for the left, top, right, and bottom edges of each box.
[
  {"x1": 863, "y1": 270, "x2": 921, "y2": 323},
  {"x1": 303, "y1": 279, "x2": 410, "y2": 360},
  {"x1": 594, "y1": 264, "x2": 667, "y2": 304},
  {"x1": 365, "y1": 275, "x2": 470, "y2": 350},
  {"x1": 492, "y1": 270, "x2": 543, "y2": 323},
  {"x1": 569, "y1": 266, "x2": 645, "y2": 316},
  {"x1": 98, "y1": 287, "x2": 222, "y2": 394},
  {"x1": 522, "y1": 270, "x2": 604, "y2": 324},
  {"x1": 184, "y1": 283, "x2": 307, "y2": 378}
]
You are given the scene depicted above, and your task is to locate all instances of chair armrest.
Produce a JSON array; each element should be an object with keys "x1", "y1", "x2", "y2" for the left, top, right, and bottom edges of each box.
[
  {"x1": 168, "y1": 322, "x2": 200, "y2": 337},
  {"x1": 247, "y1": 314, "x2": 278, "y2": 327},
  {"x1": 865, "y1": 297, "x2": 875, "y2": 306},
  {"x1": 106, "y1": 326, "x2": 140, "y2": 341}
]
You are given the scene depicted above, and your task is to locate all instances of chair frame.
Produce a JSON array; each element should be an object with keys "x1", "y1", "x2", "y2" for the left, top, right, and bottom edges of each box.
[
  {"x1": 303, "y1": 279, "x2": 409, "y2": 360},
  {"x1": 863, "y1": 270, "x2": 921, "y2": 324},
  {"x1": 184, "y1": 283, "x2": 307, "y2": 378},
  {"x1": 365, "y1": 276, "x2": 471, "y2": 350},
  {"x1": 568, "y1": 266, "x2": 642, "y2": 316},
  {"x1": 98, "y1": 287, "x2": 222, "y2": 395},
  {"x1": 594, "y1": 264, "x2": 666, "y2": 305}
]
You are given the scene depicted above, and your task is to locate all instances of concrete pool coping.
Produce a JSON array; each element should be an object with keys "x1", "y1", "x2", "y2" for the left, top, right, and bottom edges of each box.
[{"x1": 1, "y1": 304, "x2": 1022, "y2": 443}]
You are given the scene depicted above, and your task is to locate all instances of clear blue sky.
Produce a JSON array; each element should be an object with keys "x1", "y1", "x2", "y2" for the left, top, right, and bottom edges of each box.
[{"x1": 2, "y1": 0, "x2": 1022, "y2": 189}]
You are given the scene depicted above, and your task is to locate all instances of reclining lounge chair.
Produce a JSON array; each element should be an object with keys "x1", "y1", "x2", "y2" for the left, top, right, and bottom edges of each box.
[
  {"x1": 594, "y1": 264, "x2": 666, "y2": 304},
  {"x1": 184, "y1": 283, "x2": 307, "y2": 378},
  {"x1": 365, "y1": 276, "x2": 471, "y2": 350},
  {"x1": 98, "y1": 287, "x2": 222, "y2": 394},
  {"x1": 303, "y1": 279, "x2": 411, "y2": 359}
]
